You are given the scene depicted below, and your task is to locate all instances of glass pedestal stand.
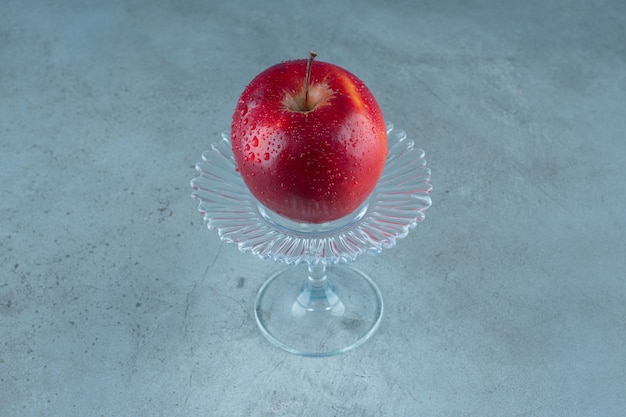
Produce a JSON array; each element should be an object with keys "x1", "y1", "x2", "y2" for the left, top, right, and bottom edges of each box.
[{"x1": 191, "y1": 123, "x2": 431, "y2": 356}]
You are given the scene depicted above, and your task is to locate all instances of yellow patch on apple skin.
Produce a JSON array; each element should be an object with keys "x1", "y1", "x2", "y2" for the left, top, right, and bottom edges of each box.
[{"x1": 337, "y1": 73, "x2": 365, "y2": 113}]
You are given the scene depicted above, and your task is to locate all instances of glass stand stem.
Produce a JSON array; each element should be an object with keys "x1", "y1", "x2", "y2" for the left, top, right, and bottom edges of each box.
[{"x1": 292, "y1": 264, "x2": 345, "y2": 317}]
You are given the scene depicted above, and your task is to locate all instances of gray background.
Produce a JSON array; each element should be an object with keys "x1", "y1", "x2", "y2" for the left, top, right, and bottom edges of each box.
[{"x1": 1, "y1": 0, "x2": 625, "y2": 416}]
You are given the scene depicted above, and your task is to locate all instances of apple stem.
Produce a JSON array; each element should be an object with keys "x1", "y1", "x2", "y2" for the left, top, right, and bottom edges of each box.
[{"x1": 304, "y1": 50, "x2": 317, "y2": 110}]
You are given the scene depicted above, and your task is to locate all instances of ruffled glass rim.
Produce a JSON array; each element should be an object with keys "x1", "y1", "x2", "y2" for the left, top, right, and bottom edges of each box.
[{"x1": 191, "y1": 123, "x2": 432, "y2": 265}]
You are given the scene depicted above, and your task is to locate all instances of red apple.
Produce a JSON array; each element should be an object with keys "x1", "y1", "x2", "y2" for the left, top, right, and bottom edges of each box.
[{"x1": 231, "y1": 52, "x2": 387, "y2": 223}]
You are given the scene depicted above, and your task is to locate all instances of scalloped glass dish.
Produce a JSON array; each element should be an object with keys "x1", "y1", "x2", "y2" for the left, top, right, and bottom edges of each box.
[{"x1": 191, "y1": 123, "x2": 432, "y2": 356}]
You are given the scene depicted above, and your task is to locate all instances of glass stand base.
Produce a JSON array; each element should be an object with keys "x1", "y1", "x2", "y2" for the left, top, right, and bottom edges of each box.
[{"x1": 255, "y1": 264, "x2": 383, "y2": 357}]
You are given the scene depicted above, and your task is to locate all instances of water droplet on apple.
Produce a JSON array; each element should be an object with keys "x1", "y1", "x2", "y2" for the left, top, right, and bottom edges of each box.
[
  {"x1": 252, "y1": 136, "x2": 259, "y2": 147},
  {"x1": 263, "y1": 153, "x2": 270, "y2": 160},
  {"x1": 247, "y1": 152, "x2": 255, "y2": 161},
  {"x1": 240, "y1": 106, "x2": 248, "y2": 116},
  {"x1": 243, "y1": 118, "x2": 249, "y2": 125},
  {"x1": 245, "y1": 144, "x2": 250, "y2": 151}
]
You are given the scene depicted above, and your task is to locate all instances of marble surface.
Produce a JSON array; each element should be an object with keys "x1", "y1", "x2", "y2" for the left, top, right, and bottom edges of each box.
[{"x1": 1, "y1": 0, "x2": 625, "y2": 415}]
